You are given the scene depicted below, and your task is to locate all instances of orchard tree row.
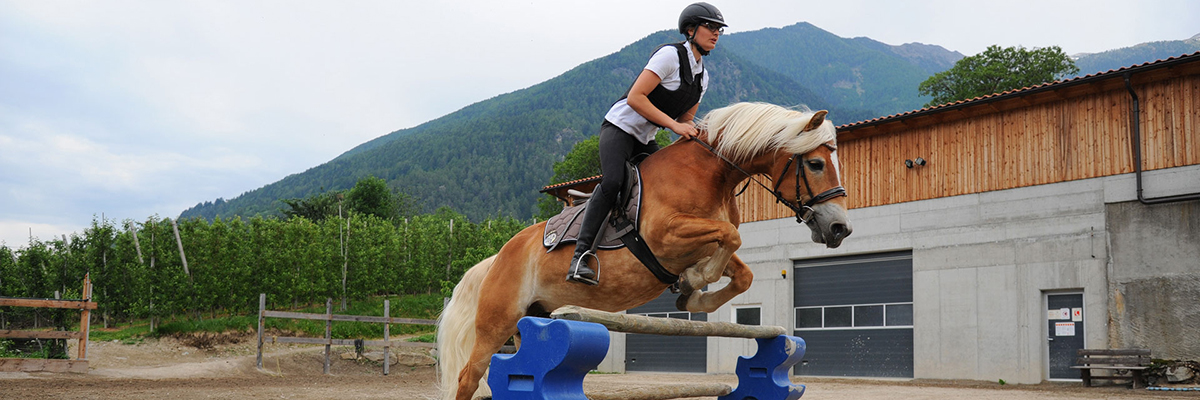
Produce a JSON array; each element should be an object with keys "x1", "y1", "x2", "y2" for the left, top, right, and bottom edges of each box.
[{"x1": 0, "y1": 204, "x2": 528, "y2": 330}]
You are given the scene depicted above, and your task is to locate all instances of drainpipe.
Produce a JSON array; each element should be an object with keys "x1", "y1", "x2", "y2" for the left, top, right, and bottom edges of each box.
[{"x1": 1123, "y1": 72, "x2": 1200, "y2": 204}]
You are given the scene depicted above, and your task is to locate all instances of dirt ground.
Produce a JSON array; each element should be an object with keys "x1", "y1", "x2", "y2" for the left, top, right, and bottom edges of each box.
[{"x1": 0, "y1": 336, "x2": 1192, "y2": 400}]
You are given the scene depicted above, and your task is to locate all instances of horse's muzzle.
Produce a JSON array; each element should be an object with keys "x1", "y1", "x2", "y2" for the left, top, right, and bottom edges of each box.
[{"x1": 806, "y1": 206, "x2": 852, "y2": 248}]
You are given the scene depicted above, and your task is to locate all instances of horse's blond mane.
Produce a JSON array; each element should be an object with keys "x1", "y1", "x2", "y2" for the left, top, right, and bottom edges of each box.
[{"x1": 697, "y1": 102, "x2": 837, "y2": 162}]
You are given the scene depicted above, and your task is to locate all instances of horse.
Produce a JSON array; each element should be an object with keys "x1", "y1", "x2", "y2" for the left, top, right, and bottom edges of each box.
[{"x1": 437, "y1": 102, "x2": 853, "y2": 400}]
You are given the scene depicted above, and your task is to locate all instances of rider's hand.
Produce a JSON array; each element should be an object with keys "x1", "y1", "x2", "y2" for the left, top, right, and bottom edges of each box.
[{"x1": 673, "y1": 121, "x2": 698, "y2": 139}]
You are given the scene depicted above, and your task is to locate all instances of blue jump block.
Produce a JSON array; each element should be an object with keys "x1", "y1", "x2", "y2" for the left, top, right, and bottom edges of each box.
[
  {"x1": 488, "y1": 317, "x2": 610, "y2": 400},
  {"x1": 720, "y1": 335, "x2": 807, "y2": 400}
]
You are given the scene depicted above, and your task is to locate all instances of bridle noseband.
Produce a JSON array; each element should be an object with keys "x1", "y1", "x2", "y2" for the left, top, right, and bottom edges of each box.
[{"x1": 695, "y1": 139, "x2": 846, "y2": 224}]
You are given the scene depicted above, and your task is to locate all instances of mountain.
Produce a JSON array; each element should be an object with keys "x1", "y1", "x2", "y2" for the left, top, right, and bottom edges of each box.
[
  {"x1": 719, "y1": 23, "x2": 963, "y2": 118},
  {"x1": 179, "y1": 25, "x2": 968, "y2": 222},
  {"x1": 180, "y1": 30, "x2": 858, "y2": 221},
  {"x1": 1071, "y1": 34, "x2": 1200, "y2": 76}
]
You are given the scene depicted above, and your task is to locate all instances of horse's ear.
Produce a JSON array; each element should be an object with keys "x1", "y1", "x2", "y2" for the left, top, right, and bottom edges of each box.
[{"x1": 803, "y1": 110, "x2": 829, "y2": 132}]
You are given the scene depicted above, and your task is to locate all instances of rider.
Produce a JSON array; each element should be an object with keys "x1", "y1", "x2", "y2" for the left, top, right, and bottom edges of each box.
[{"x1": 567, "y1": 2, "x2": 726, "y2": 285}]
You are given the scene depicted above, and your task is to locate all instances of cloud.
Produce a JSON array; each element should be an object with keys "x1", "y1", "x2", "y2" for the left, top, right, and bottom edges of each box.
[
  {"x1": 0, "y1": 220, "x2": 87, "y2": 249},
  {"x1": 1, "y1": 0, "x2": 1196, "y2": 247}
]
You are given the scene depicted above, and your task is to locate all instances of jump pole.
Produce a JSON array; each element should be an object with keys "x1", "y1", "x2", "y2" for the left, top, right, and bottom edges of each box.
[
  {"x1": 487, "y1": 306, "x2": 807, "y2": 400},
  {"x1": 551, "y1": 305, "x2": 787, "y2": 338}
]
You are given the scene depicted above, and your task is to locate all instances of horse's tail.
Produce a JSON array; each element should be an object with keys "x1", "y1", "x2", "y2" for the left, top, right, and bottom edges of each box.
[{"x1": 437, "y1": 254, "x2": 496, "y2": 400}]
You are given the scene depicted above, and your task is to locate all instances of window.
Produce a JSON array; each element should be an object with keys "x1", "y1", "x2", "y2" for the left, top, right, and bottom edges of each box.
[
  {"x1": 794, "y1": 302, "x2": 914, "y2": 330},
  {"x1": 667, "y1": 312, "x2": 691, "y2": 320},
  {"x1": 638, "y1": 312, "x2": 693, "y2": 321},
  {"x1": 735, "y1": 306, "x2": 761, "y2": 326},
  {"x1": 824, "y1": 306, "x2": 853, "y2": 327},
  {"x1": 854, "y1": 305, "x2": 884, "y2": 327},
  {"x1": 886, "y1": 304, "x2": 913, "y2": 326},
  {"x1": 796, "y1": 308, "x2": 822, "y2": 328}
]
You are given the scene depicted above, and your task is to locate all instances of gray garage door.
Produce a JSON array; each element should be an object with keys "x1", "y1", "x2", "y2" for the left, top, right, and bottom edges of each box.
[
  {"x1": 793, "y1": 251, "x2": 913, "y2": 377},
  {"x1": 625, "y1": 289, "x2": 708, "y2": 372}
]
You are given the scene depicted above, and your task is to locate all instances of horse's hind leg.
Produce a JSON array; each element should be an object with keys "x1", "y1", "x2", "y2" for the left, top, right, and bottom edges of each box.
[{"x1": 680, "y1": 253, "x2": 754, "y2": 313}]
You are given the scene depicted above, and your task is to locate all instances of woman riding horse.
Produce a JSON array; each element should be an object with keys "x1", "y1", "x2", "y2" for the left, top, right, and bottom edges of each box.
[
  {"x1": 437, "y1": 101, "x2": 853, "y2": 400},
  {"x1": 568, "y1": 2, "x2": 727, "y2": 285}
]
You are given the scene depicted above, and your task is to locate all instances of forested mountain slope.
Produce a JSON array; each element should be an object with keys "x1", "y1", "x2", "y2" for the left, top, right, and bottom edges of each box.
[
  {"x1": 1072, "y1": 34, "x2": 1200, "y2": 76},
  {"x1": 180, "y1": 29, "x2": 856, "y2": 221}
]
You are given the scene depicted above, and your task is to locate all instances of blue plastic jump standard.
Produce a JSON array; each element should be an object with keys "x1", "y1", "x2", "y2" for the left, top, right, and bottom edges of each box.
[
  {"x1": 488, "y1": 317, "x2": 610, "y2": 400},
  {"x1": 720, "y1": 335, "x2": 808, "y2": 400}
]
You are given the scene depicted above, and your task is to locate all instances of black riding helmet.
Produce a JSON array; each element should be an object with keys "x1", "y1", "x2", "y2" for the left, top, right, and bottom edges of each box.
[{"x1": 678, "y1": 2, "x2": 725, "y2": 56}]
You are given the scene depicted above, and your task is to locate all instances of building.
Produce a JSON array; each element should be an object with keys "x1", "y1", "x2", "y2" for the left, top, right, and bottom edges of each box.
[{"x1": 550, "y1": 51, "x2": 1200, "y2": 382}]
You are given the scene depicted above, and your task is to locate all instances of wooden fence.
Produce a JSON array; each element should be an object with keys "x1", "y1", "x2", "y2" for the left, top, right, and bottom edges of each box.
[
  {"x1": 0, "y1": 274, "x2": 97, "y2": 373},
  {"x1": 255, "y1": 293, "x2": 437, "y2": 375}
]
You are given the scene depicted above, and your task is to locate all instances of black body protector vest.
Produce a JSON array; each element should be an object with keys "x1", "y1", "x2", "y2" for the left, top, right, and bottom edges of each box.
[{"x1": 618, "y1": 43, "x2": 704, "y2": 126}]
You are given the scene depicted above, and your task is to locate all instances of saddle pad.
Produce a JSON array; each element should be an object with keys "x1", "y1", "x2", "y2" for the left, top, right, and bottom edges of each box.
[{"x1": 542, "y1": 165, "x2": 643, "y2": 251}]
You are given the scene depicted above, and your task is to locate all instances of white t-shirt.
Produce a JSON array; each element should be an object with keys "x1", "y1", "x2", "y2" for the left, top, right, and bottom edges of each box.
[{"x1": 604, "y1": 43, "x2": 708, "y2": 144}]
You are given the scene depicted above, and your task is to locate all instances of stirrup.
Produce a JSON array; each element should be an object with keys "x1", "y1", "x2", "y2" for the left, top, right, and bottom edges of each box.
[{"x1": 566, "y1": 250, "x2": 600, "y2": 286}]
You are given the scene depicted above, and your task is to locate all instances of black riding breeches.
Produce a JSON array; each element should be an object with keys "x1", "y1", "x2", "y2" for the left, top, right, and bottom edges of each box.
[{"x1": 573, "y1": 121, "x2": 659, "y2": 252}]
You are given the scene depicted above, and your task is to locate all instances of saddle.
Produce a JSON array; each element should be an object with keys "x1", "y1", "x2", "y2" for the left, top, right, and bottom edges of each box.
[
  {"x1": 542, "y1": 162, "x2": 642, "y2": 251},
  {"x1": 542, "y1": 161, "x2": 679, "y2": 286}
]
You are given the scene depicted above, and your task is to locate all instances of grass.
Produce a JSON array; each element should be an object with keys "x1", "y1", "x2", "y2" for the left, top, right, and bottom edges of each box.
[
  {"x1": 0, "y1": 339, "x2": 68, "y2": 359},
  {"x1": 90, "y1": 323, "x2": 152, "y2": 342},
  {"x1": 79, "y1": 294, "x2": 444, "y2": 343},
  {"x1": 408, "y1": 333, "x2": 437, "y2": 343}
]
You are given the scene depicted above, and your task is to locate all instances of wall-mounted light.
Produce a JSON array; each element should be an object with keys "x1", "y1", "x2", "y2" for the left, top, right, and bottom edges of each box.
[
  {"x1": 905, "y1": 157, "x2": 928, "y2": 168},
  {"x1": 781, "y1": 269, "x2": 787, "y2": 279}
]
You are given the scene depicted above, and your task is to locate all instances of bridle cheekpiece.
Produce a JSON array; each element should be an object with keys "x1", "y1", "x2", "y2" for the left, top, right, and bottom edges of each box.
[{"x1": 694, "y1": 139, "x2": 846, "y2": 224}]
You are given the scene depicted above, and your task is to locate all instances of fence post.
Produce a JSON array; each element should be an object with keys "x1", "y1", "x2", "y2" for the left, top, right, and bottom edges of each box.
[
  {"x1": 324, "y1": 298, "x2": 332, "y2": 375},
  {"x1": 78, "y1": 273, "x2": 92, "y2": 360},
  {"x1": 257, "y1": 293, "x2": 266, "y2": 369},
  {"x1": 383, "y1": 299, "x2": 390, "y2": 376}
]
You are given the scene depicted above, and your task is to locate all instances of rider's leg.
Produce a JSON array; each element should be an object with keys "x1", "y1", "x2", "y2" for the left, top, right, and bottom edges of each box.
[{"x1": 568, "y1": 122, "x2": 651, "y2": 285}]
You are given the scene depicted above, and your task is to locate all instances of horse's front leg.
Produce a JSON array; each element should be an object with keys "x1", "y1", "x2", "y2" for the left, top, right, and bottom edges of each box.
[
  {"x1": 681, "y1": 253, "x2": 754, "y2": 312},
  {"x1": 658, "y1": 215, "x2": 741, "y2": 307}
]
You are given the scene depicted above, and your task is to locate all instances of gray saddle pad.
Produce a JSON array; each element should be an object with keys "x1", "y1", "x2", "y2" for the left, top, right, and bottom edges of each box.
[{"x1": 542, "y1": 165, "x2": 643, "y2": 251}]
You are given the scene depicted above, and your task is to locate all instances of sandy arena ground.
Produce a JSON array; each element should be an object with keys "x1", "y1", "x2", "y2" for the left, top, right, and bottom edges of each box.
[{"x1": 0, "y1": 335, "x2": 1191, "y2": 400}]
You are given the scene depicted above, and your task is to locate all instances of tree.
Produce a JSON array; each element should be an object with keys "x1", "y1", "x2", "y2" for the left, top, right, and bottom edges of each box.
[
  {"x1": 918, "y1": 45, "x2": 1080, "y2": 107},
  {"x1": 283, "y1": 176, "x2": 418, "y2": 224},
  {"x1": 281, "y1": 191, "x2": 340, "y2": 222},
  {"x1": 536, "y1": 130, "x2": 674, "y2": 219},
  {"x1": 347, "y1": 176, "x2": 396, "y2": 221}
]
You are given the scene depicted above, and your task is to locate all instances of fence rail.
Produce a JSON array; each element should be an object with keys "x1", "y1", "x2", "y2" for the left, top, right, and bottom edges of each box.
[
  {"x1": 255, "y1": 294, "x2": 437, "y2": 375},
  {"x1": 0, "y1": 274, "x2": 96, "y2": 373}
]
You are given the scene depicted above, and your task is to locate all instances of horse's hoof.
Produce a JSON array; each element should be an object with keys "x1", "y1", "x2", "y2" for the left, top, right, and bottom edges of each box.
[
  {"x1": 676, "y1": 279, "x2": 695, "y2": 296},
  {"x1": 675, "y1": 293, "x2": 692, "y2": 312}
]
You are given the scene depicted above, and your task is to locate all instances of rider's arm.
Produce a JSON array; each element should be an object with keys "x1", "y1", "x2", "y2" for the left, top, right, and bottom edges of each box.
[
  {"x1": 627, "y1": 70, "x2": 698, "y2": 139},
  {"x1": 676, "y1": 103, "x2": 700, "y2": 125}
]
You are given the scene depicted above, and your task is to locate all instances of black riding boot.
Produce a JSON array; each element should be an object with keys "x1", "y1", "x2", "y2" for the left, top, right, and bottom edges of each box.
[{"x1": 567, "y1": 191, "x2": 612, "y2": 285}]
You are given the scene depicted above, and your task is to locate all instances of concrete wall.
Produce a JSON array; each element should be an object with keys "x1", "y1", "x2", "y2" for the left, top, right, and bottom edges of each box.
[
  {"x1": 1105, "y1": 200, "x2": 1200, "y2": 360},
  {"x1": 1103, "y1": 164, "x2": 1200, "y2": 360},
  {"x1": 722, "y1": 164, "x2": 1200, "y2": 383}
]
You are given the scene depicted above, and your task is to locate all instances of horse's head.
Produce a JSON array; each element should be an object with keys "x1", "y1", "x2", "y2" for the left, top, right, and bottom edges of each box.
[
  {"x1": 763, "y1": 110, "x2": 852, "y2": 248},
  {"x1": 702, "y1": 103, "x2": 853, "y2": 248}
]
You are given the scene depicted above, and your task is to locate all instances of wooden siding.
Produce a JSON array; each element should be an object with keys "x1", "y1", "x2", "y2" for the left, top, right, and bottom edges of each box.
[{"x1": 737, "y1": 65, "x2": 1200, "y2": 223}]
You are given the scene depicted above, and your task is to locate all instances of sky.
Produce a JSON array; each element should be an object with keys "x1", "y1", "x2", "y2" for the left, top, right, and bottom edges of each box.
[{"x1": 1, "y1": 0, "x2": 1196, "y2": 248}]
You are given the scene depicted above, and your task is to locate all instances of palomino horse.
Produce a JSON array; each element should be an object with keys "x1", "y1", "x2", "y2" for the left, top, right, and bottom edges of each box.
[{"x1": 437, "y1": 102, "x2": 852, "y2": 400}]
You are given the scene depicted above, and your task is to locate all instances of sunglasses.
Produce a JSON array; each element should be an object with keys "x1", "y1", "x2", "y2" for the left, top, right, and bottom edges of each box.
[{"x1": 699, "y1": 22, "x2": 725, "y2": 34}]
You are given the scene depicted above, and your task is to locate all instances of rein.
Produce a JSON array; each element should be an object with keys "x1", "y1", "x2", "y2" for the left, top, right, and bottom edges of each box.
[{"x1": 693, "y1": 139, "x2": 846, "y2": 224}]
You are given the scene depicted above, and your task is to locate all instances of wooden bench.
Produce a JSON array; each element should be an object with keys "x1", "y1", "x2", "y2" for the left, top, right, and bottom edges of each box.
[{"x1": 1071, "y1": 349, "x2": 1152, "y2": 388}]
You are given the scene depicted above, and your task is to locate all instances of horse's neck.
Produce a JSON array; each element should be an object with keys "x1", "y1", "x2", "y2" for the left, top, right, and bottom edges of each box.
[{"x1": 643, "y1": 140, "x2": 764, "y2": 198}]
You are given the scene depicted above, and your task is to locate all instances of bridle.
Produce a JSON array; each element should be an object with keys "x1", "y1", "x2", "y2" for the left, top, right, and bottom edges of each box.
[
  {"x1": 772, "y1": 142, "x2": 847, "y2": 223},
  {"x1": 694, "y1": 139, "x2": 847, "y2": 224}
]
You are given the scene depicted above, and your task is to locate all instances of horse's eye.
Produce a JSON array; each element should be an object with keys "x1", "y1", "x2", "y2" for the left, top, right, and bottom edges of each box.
[{"x1": 807, "y1": 159, "x2": 824, "y2": 171}]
